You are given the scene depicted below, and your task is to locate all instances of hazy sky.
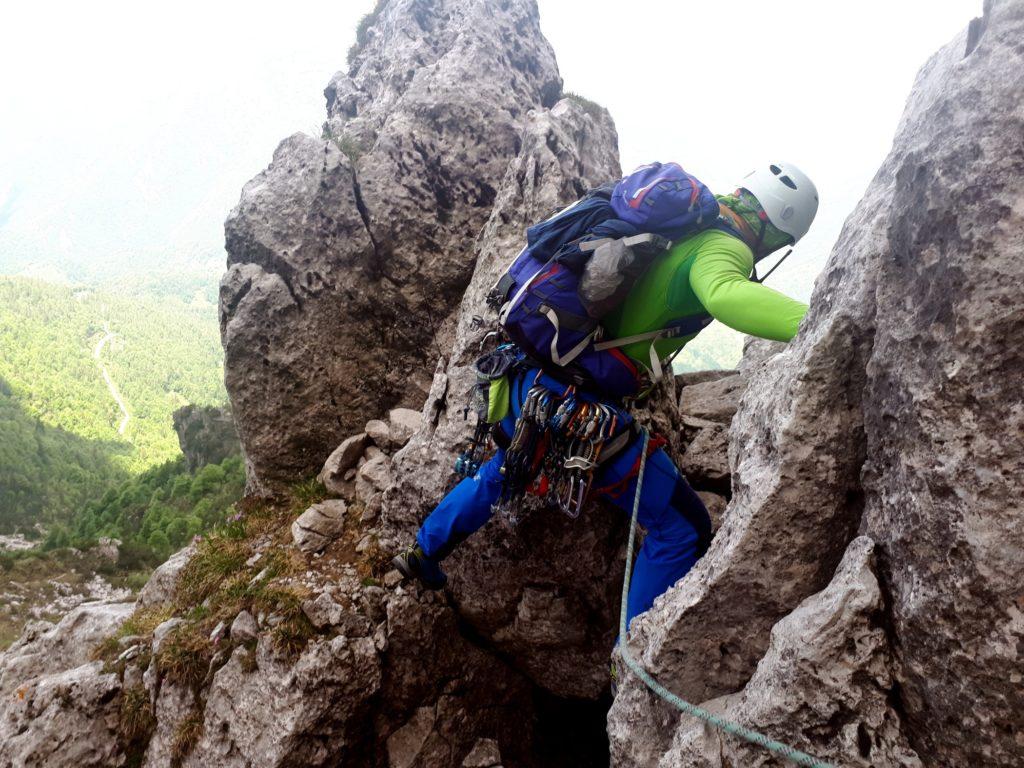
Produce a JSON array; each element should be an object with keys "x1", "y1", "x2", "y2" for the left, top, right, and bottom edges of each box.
[{"x1": 0, "y1": 0, "x2": 979, "y2": 293}]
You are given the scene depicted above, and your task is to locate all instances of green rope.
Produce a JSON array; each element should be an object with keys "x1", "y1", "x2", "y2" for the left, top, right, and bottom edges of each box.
[{"x1": 617, "y1": 428, "x2": 838, "y2": 768}]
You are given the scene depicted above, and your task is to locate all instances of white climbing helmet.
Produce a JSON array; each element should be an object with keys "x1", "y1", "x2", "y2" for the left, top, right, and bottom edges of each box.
[{"x1": 738, "y1": 162, "x2": 819, "y2": 243}]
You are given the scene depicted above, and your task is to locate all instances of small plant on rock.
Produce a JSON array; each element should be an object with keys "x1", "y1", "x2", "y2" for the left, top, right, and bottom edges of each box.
[{"x1": 170, "y1": 709, "x2": 205, "y2": 765}]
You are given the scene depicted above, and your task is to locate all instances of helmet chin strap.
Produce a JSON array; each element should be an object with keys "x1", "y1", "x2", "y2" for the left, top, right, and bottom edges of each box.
[{"x1": 753, "y1": 247, "x2": 794, "y2": 284}]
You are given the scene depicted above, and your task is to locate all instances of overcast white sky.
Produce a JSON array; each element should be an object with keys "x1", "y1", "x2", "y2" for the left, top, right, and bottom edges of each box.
[{"x1": 0, "y1": 0, "x2": 979, "y2": 297}]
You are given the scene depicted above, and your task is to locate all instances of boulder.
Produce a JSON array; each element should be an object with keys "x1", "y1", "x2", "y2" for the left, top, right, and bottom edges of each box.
[
  {"x1": 221, "y1": 0, "x2": 564, "y2": 494},
  {"x1": 137, "y1": 545, "x2": 195, "y2": 609},
  {"x1": 365, "y1": 419, "x2": 391, "y2": 449},
  {"x1": 388, "y1": 408, "x2": 421, "y2": 447},
  {"x1": 677, "y1": 373, "x2": 743, "y2": 424},
  {"x1": 230, "y1": 610, "x2": 259, "y2": 643},
  {"x1": 291, "y1": 500, "x2": 348, "y2": 553},
  {"x1": 355, "y1": 454, "x2": 393, "y2": 502},
  {"x1": 317, "y1": 433, "x2": 369, "y2": 495}
]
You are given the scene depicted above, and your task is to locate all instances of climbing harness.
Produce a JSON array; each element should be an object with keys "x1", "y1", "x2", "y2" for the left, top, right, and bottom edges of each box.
[
  {"x1": 618, "y1": 428, "x2": 837, "y2": 768},
  {"x1": 493, "y1": 376, "x2": 625, "y2": 525}
]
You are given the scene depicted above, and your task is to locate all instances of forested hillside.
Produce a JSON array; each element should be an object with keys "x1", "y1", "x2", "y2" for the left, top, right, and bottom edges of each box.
[{"x1": 0, "y1": 276, "x2": 226, "y2": 533}]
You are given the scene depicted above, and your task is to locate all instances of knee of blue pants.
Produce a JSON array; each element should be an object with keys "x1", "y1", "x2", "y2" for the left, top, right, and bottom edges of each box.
[
  {"x1": 597, "y1": 442, "x2": 711, "y2": 624},
  {"x1": 416, "y1": 449, "x2": 506, "y2": 560}
]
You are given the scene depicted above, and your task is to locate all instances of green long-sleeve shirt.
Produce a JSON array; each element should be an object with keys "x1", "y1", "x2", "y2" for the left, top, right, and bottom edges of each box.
[{"x1": 602, "y1": 229, "x2": 808, "y2": 370}]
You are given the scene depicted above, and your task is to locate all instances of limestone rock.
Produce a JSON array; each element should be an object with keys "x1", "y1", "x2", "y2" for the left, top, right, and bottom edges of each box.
[
  {"x1": 610, "y1": 538, "x2": 921, "y2": 767},
  {"x1": 173, "y1": 635, "x2": 377, "y2": 766},
  {"x1": 230, "y1": 610, "x2": 259, "y2": 643},
  {"x1": 302, "y1": 592, "x2": 345, "y2": 629},
  {"x1": 608, "y1": 3, "x2": 1024, "y2": 765},
  {"x1": 0, "y1": 602, "x2": 133, "y2": 698},
  {"x1": 387, "y1": 705, "x2": 437, "y2": 768},
  {"x1": 171, "y1": 404, "x2": 240, "y2": 472},
  {"x1": 382, "y1": 95, "x2": 623, "y2": 700},
  {"x1": 365, "y1": 419, "x2": 391, "y2": 448},
  {"x1": 137, "y1": 545, "x2": 195, "y2": 609},
  {"x1": 462, "y1": 739, "x2": 503, "y2": 768},
  {"x1": 317, "y1": 433, "x2": 369, "y2": 495},
  {"x1": 221, "y1": 0, "x2": 565, "y2": 494},
  {"x1": 151, "y1": 618, "x2": 184, "y2": 656},
  {"x1": 291, "y1": 500, "x2": 347, "y2": 553},
  {"x1": 0, "y1": 662, "x2": 123, "y2": 768},
  {"x1": 388, "y1": 408, "x2": 421, "y2": 447},
  {"x1": 678, "y1": 422, "x2": 730, "y2": 490},
  {"x1": 677, "y1": 373, "x2": 743, "y2": 424},
  {"x1": 696, "y1": 491, "x2": 727, "y2": 532},
  {"x1": 355, "y1": 454, "x2": 393, "y2": 502}
]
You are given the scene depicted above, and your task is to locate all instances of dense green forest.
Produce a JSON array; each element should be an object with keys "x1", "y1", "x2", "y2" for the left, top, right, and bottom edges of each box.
[
  {"x1": 39, "y1": 454, "x2": 246, "y2": 567},
  {"x1": 0, "y1": 275, "x2": 226, "y2": 533}
]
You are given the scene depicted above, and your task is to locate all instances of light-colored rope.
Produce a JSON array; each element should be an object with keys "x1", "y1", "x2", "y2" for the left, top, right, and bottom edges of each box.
[{"x1": 617, "y1": 428, "x2": 838, "y2": 768}]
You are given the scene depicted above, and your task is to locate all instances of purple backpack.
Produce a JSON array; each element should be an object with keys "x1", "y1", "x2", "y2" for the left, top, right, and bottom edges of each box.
[{"x1": 488, "y1": 163, "x2": 719, "y2": 400}]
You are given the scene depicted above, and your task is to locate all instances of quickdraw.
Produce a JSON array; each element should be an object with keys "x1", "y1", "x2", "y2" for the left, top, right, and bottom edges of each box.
[{"x1": 494, "y1": 377, "x2": 623, "y2": 525}]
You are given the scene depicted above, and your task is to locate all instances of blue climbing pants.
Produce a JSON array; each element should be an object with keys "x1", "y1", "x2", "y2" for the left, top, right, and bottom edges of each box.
[{"x1": 417, "y1": 369, "x2": 711, "y2": 626}]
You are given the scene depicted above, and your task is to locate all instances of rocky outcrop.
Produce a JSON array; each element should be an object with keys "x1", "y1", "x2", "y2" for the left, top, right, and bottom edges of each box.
[
  {"x1": 171, "y1": 405, "x2": 240, "y2": 472},
  {"x1": 379, "y1": 95, "x2": 623, "y2": 699},
  {"x1": 609, "y1": 2, "x2": 1024, "y2": 765},
  {"x1": 0, "y1": 602, "x2": 134, "y2": 768},
  {"x1": 221, "y1": 0, "x2": 564, "y2": 494}
]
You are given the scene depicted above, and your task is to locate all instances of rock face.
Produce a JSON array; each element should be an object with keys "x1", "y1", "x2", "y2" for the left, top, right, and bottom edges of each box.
[
  {"x1": 609, "y1": 3, "x2": 1024, "y2": 766},
  {"x1": 0, "y1": 602, "x2": 134, "y2": 768},
  {"x1": 221, "y1": 0, "x2": 563, "y2": 494},
  {"x1": 172, "y1": 405, "x2": 240, "y2": 472},
  {"x1": 380, "y1": 95, "x2": 624, "y2": 699}
]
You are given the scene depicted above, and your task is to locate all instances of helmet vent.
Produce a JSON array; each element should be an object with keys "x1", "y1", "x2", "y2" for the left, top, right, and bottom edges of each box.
[{"x1": 779, "y1": 175, "x2": 797, "y2": 190}]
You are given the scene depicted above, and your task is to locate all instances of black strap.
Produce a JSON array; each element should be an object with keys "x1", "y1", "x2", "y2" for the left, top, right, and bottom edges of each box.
[{"x1": 754, "y1": 248, "x2": 793, "y2": 284}]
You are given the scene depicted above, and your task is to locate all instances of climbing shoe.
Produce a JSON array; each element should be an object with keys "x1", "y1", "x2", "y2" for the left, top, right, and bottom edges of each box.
[{"x1": 391, "y1": 545, "x2": 447, "y2": 590}]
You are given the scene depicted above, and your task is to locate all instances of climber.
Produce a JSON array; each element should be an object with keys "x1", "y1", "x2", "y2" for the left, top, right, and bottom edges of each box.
[{"x1": 393, "y1": 162, "x2": 819, "y2": 627}]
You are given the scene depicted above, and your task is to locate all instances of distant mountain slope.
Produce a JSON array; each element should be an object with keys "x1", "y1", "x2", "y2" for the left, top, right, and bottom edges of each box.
[{"x1": 0, "y1": 276, "x2": 226, "y2": 532}]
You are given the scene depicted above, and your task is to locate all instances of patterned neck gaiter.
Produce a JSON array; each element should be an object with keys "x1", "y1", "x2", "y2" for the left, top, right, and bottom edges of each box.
[{"x1": 716, "y1": 189, "x2": 793, "y2": 260}]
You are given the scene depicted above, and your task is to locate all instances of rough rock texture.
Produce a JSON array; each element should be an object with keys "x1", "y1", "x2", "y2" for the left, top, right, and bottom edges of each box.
[
  {"x1": 610, "y1": 538, "x2": 922, "y2": 767},
  {"x1": 172, "y1": 404, "x2": 240, "y2": 472},
  {"x1": 137, "y1": 545, "x2": 196, "y2": 609},
  {"x1": 221, "y1": 0, "x2": 563, "y2": 494},
  {"x1": 609, "y1": 3, "x2": 1024, "y2": 765},
  {"x1": 0, "y1": 602, "x2": 134, "y2": 768},
  {"x1": 380, "y1": 95, "x2": 624, "y2": 699},
  {"x1": 317, "y1": 432, "x2": 369, "y2": 494},
  {"x1": 291, "y1": 500, "x2": 348, "y2": 553}
]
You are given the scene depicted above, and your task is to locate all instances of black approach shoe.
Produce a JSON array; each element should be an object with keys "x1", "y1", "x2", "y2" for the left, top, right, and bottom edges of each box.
[{"x1": 391, "y1": 545, "x2": 447, "y2": 590}]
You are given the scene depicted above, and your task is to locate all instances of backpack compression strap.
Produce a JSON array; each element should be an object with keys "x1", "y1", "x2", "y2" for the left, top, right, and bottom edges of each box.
[{"x1": 593, "y1": 314, "x2": 713, "y2": 382}]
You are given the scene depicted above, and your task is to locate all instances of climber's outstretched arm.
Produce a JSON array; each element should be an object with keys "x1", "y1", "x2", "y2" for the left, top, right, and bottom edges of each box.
[{"x1": 689, "y1": 242, "x2": 808, "y2": 342}]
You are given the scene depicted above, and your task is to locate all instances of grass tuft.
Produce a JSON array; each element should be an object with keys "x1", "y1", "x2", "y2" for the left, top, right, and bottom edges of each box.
[
  {"x1": 119, "y1": 685, "x2": 156, "y2": 743},
  {"x1": 170, "y1": 709, "x2": 205, "y2": 765},
  {"x1": 563, "y1": 91, "x2": 606, "y2": 121},
  {"x1": 347, "y1": 0, "x2": 388, "y2": 66},
  {"x1": 174, "y1": 537, "x2": 248, "y2": 609},
  {"x1": 155, "y1": 624, "x2": 212, "y2": 689}
]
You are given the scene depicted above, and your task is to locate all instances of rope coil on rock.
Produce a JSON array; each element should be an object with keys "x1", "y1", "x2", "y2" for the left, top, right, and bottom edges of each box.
[{"x1": 617, "y1": 428, "x2": 838, "y2": 768}]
